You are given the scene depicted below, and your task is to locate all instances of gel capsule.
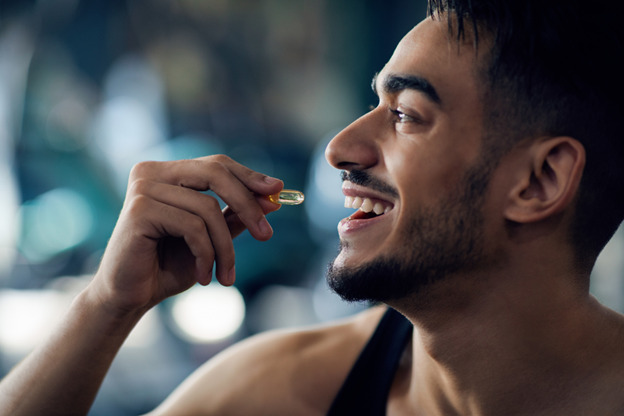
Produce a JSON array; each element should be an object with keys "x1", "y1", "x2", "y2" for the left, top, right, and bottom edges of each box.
[{"x1": 268, "y1": 189, "x2": 305, "y2": 205}]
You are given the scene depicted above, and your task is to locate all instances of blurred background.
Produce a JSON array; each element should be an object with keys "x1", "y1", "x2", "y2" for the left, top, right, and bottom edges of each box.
[{"x1": 0, "y1": 0, "x2": 622, "y2": 414}]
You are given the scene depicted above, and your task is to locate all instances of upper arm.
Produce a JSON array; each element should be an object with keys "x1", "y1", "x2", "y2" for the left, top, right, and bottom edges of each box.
[{"x1": 146, "y1": 306, "x2": 386, "y2": 416}]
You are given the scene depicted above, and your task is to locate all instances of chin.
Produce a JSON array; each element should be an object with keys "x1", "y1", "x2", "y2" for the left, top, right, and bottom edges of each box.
[
  {"x1": 326, "y1": 230, "x2": 485, "y2": 305},
  {"x1": 326, "y1": 251, "x2": 423, "y2": 304}
]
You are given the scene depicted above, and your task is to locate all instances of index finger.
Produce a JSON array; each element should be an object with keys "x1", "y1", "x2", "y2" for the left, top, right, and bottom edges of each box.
[{"x1": 130, "y1": 156, "x2": 284, "y2": 240}]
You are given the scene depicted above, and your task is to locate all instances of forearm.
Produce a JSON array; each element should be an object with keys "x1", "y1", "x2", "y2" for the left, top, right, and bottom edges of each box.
[
  {"x1": 0, "y1": 156, "x2": 283, "y2": 415},
  {"x1": 0, "y1": 288, "x2": 145, "y2": 416}
]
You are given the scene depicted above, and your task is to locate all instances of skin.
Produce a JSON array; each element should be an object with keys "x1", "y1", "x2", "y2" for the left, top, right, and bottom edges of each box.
[{"x1": 2, "y1": 15, "x2": 624, "y2": 416}]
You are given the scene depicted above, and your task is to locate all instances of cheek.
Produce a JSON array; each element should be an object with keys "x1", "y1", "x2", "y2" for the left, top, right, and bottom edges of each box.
[{"x1": 386, "y1": 140, "x2": 463, "y2": 205}]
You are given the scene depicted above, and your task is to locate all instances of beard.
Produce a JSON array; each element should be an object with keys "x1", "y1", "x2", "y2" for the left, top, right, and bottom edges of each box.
[{"x1": 327, "y1": 158, "x2": 493, "y2": 304}]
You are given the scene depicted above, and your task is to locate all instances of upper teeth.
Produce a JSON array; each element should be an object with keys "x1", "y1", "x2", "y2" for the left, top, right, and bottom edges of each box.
[{"x1": 344, "y1": 196, "x2": 390, "y2": 215}]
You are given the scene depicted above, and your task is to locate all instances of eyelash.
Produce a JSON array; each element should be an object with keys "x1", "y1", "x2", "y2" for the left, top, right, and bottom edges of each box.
[
  {"x1": 389, "y1": 108, "x2": 416, "y2": 124},
  {"x1": 368, "y1": 104, "x2": 420, "y2": 125}
]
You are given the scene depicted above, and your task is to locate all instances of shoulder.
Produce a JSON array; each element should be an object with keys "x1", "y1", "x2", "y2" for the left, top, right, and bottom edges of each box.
[{"x1": 149, "y1": 305, "x2": 388, "y2": 416}]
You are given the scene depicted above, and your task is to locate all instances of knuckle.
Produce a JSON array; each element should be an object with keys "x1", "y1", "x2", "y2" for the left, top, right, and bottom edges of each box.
[
  {"x1": 125, "y1": 194, "x2": 151, "y2": 217},
  {"x1": 210, "y1": 154, "x2": 232, "y2": 165},
  {"x1": 203, "y1": 194, "x2": 222, "y2": 211},
  {"x1": 210, "y1": 156, "x2": 231, "y2": 177},
  {"x1": 188, "y1": 215, "x2": 207, "y2": 232},
  {"x1": 195, "y1": 155, "x2": 230, "y2": 182},
  {"x1": 128, "y1": 178, "x2": 152, "y2": 196},
  {"x1": 130, "y1": 161, "x2": 156, "y2": 180},
  {"x1": 202, "y1": 193, "x2": 218, "y2": 205}
]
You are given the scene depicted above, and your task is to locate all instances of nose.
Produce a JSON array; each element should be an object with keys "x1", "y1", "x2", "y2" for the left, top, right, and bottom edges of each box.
[{"x1": 325, "y1": 110, "x2": 380, "y2": 171}]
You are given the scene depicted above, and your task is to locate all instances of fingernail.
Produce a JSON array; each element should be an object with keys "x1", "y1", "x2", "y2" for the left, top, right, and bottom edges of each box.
[
  {"x1": 198, "y1": 266, "x2": 213, "y2": 286},
  {"x1": 257, "y1": 216, "x2": 272, "y2": 235}
]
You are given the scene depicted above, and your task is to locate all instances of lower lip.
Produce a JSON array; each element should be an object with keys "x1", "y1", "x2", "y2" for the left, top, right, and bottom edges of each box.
[{"x1": 338, "y1": 214, "x2": 388, "y2": 236}]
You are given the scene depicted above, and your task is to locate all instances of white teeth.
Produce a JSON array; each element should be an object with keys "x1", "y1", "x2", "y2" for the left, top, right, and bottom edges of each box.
[
  {"x1": 344, "y1": 196, "x2": 354, "y2": 208},
  {"x1": 344, "y1": 196, "x2": 391, "y2": 215},
  {"x1": 361, "y1": 198, "x2": 374, "y2": 213}
]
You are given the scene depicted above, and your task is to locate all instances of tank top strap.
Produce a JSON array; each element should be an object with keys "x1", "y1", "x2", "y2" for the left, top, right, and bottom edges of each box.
[{"x1": 326, "y1": 307, "x2": 413, "y2": 416}]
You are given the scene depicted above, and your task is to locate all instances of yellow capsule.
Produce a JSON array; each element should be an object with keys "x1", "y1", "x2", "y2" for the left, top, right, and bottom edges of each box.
[{"x1": 268, "y1": 189, "x2": 305, "y2": 205}]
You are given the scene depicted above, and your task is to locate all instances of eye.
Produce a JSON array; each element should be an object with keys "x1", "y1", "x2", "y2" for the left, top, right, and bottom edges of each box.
[{"x1": 389, "y1": 108, "x2": 417, "y2": 124}]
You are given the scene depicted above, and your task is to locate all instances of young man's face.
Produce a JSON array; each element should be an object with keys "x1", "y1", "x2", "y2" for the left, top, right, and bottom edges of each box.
[{"x1": 325, "y1": 16, "x2": 495, "y2": 303}]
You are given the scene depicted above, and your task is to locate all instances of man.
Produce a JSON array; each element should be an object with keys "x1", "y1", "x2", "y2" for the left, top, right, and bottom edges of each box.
[{"x1": 2, "y1": 0, "x2": 624, "y2": 414}]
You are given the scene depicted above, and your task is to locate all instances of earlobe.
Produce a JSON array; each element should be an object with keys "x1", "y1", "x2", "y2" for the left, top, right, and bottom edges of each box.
[{"x1": 504, "y1": 137, "x2": 585, "y2": 224}]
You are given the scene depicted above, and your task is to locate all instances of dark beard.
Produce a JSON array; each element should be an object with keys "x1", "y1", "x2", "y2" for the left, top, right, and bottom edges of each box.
[{"x1": 327, "y1": 158, "x2": 492, "y2": 304}]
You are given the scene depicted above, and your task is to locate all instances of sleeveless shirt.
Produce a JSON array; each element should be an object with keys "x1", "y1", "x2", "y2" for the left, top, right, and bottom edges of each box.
[{"x1": 326, "y1": 308, "x2": 413, "y2": 415}]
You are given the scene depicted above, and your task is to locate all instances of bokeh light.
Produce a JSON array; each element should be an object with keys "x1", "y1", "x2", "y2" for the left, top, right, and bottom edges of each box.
[
  {"x1": 18, "y1": 187, "x2": 93, "y2": 262},
  {"x1": 0, "y1": 289, "x2": 70, "y2": 357},
  {"x1": 170, "y1": 284, "x2": 246, "y2": 343}
]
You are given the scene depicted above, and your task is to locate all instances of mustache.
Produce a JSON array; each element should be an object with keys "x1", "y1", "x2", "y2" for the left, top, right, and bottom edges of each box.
[{"x1": 341, "y1": 170, "x2": 399, "y2": 198}]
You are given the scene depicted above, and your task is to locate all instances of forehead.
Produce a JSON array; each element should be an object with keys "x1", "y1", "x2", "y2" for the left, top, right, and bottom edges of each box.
[{"x1": 377, "y1": 17, "x2": 483, "y2": 110}]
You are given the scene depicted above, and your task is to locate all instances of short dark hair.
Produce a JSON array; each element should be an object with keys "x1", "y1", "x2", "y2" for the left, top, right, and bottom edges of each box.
[{"x1": 428, "y1": 0, "x2": 624, "y2": 266}]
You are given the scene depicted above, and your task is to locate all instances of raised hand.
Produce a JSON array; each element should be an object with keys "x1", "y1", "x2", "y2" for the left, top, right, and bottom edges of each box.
[{"x1": 90, "y1": 155, "x2": 284, "y2": 315}]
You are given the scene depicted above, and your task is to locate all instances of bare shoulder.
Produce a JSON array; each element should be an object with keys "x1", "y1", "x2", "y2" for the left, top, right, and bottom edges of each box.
[
  {"x1": 579, "y1": 303, "x2": 624, "y2": 414},
  {"x1": 148, "y1": 305, "x2": 388, "y2": 416}
]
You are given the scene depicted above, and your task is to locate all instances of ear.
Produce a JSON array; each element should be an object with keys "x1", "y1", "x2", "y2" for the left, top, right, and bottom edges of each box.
[{"x1": 504, "y1": 137, "x2": 586, "y2": 224}]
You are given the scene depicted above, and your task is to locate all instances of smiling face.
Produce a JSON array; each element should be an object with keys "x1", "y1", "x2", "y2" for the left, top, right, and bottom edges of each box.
[{"x1": 325, "y1": 16, "x2": 496, "y2": 303}]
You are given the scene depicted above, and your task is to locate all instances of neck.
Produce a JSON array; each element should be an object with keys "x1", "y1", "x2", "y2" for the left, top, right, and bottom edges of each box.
[{"x1": 389, "y1": 262, "x2": 612, "y2": 415}]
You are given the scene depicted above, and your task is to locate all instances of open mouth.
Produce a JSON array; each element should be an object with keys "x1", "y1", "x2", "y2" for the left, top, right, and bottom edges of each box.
[{"x1": 344, "y1": 196, "x2": 393, "y2": 220}]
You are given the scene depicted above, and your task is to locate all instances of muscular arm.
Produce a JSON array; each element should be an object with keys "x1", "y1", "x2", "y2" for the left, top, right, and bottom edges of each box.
[{"x1": 0, "y1": 155, "x2": 283, "y2": 416}]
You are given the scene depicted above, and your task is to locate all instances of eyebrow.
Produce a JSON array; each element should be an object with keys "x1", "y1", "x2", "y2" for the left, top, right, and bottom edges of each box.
[{"x1": 371, "y1": 72, "x2": 441, "y2": 105}]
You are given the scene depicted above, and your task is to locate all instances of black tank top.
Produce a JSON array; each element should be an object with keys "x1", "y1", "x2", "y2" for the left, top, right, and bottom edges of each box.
[{"x1": 326, "y1": 308, "x2": 413, "y2": 415}]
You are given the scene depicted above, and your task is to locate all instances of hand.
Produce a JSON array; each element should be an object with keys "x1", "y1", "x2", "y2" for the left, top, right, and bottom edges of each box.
[{"x1": 89, "y1": 155, "x2": 283, "y2": 316}]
